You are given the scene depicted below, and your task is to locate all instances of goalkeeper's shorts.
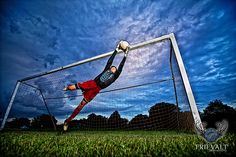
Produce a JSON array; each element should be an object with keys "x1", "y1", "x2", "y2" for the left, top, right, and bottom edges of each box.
[{"x1": 77, "y1": 80, "x2": 101, "y2": 102}]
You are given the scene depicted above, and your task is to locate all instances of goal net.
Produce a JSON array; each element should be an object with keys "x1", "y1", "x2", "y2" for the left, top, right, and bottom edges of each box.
[{"x1": 1, "y1": 33, "x2": 203, "y2": 131}]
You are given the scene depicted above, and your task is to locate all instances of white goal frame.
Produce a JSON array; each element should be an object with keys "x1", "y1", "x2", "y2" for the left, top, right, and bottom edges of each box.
[{"x1": 0, "y1": 33, "x2": 204, "y2": 131}]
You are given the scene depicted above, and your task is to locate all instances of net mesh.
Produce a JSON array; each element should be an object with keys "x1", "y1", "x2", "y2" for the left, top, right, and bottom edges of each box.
[{"x1": 5, "y1": 39, "x2": 194, "y2": 131}]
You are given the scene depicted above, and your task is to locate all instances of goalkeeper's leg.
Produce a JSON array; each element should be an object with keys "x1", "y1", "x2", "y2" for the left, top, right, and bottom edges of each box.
[{"x1": 63, "y1": 99, "x2": 88, "y2": 131}]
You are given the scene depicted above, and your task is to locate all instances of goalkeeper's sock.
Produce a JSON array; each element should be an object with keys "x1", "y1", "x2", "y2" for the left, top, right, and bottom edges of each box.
[{"x1": 65, "y1": 100, "x2": 87, "y2": 123}]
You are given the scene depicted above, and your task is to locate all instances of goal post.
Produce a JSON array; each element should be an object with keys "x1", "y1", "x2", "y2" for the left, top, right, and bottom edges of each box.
[
  {"x1": 0, "y1": 81, "x2": 57, "y2": 130},
  {"x1": 169, "y1": 34, "x2": 203, "y2": 131},
  {"x1": 1, "y1": 81, "x2": 21, "y2": 130},
  {"x1": 0, "y1": 33, "x2": 203, "y2": 131}
]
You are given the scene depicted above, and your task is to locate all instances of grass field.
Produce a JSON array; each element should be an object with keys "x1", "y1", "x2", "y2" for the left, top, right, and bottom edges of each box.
[{"x1": 0, "y1": 131, "x2": 235, "y2": 157}]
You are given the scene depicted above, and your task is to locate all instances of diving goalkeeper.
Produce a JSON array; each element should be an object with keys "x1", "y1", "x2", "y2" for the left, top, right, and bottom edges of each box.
[{"x1": 63, "y1": 41, "x2": 130, "y2": 131}]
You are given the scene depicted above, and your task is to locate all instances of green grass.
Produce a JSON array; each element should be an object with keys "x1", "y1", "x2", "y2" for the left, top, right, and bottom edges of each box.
[{"x1": 0, "y1": 131, "x2": 235, "y2": 157}]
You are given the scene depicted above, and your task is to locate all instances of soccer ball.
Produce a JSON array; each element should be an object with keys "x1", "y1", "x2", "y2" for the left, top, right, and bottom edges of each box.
[{"x1": 119, "y1": 40, "x2": 129, "y2": 51}]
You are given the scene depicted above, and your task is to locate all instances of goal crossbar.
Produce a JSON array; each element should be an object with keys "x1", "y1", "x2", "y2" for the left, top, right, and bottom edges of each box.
[{"x1": 0, "y1": 33, "x2": 204, "y2": 131}]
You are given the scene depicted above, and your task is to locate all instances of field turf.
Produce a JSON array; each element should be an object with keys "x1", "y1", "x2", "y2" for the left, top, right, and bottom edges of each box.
[{"x1": 0, "y1": 131, "x2": 235, "y2": 157}]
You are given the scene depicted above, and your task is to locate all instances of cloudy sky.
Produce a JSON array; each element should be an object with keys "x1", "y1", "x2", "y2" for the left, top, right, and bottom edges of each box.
[{"x1": 0, "y1": 0, "x2": 236, "y2": 121}]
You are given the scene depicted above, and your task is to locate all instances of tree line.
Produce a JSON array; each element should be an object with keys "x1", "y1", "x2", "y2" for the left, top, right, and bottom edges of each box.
[{"x1": 4, "y1": 100, "x2": 236, "y2": 132}]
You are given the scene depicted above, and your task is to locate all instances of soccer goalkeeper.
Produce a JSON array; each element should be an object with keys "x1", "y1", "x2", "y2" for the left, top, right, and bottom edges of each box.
[{"x1": 63, "y1": 41, "x2": 130, "y2": 131}]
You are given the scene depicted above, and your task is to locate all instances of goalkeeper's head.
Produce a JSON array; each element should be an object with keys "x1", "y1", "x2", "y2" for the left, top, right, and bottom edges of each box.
[{"x1": 110, "y1": 66, "x2": 117, "y2": 73}]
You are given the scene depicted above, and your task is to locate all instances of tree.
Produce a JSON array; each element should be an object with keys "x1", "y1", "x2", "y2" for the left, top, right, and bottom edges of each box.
[
  {"x1": 129, "y1": 114, "x2": 148, "y2": 129},
  {"x1": 203, "y1": 100, "x2": 235, "y2": 115},
  {"x1": 202, "y1": 99, "x2": 236, "y2": 132},
  {"x1": 69, "y1": 120, "x2": 80, "y2": 129},
  {"x1": 31, "y1": 114, "x2": 57, "y2": 129},
  {"x1": 108, "y1": 111, "x2": 128, "y2": 129},
  {"x1": 85, "y1": 113, "x2": 108, "y2": 129},
  {"x1": 148, "y1": 102, "x2": 178, "y2": 129},
  {"x1": 6, "y1": 117, "x2": 30, "y2": 129}
]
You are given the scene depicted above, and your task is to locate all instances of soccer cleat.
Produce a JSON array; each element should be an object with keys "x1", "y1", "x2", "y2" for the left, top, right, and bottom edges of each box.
[{"x1": 63, "y1": 122, "x2": 69, "y2": 131}]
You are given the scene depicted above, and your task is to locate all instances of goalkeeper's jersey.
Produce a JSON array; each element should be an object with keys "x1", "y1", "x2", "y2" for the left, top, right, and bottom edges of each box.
[
  {"x1": 94, "y1": 50, "x2": 126, "y2": 89},
  {"x1": 94, "y1": 69, "x2": 120, "y2": 89}
]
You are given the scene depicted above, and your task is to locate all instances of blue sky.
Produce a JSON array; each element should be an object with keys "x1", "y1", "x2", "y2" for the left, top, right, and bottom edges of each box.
[{"x1": 0, "y1": 0, "x2": 236, "y2": 121}]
